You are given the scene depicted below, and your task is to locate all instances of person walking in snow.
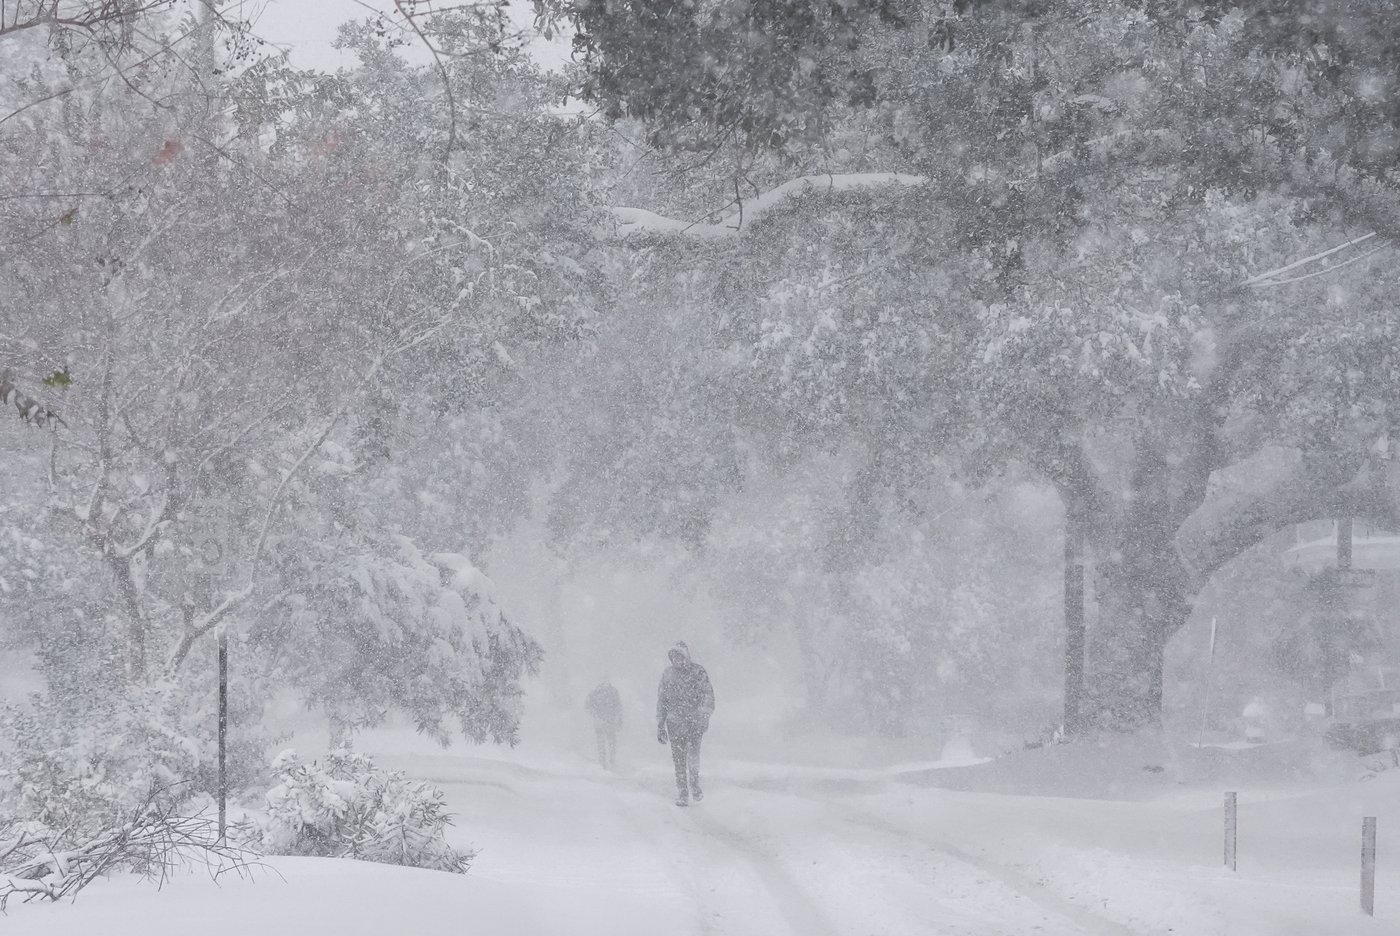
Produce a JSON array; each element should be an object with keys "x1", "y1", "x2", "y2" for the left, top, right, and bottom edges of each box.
[
  {"x1": 656, "y1": 641, "x2": 714, "y2": 806},
  {"x1": 585, "y1": 679, "x2": 624, "y2": 769}
]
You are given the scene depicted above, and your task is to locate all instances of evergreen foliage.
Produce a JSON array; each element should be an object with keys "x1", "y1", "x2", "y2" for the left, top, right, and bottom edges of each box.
[{"x1": 256, "y1": 748, "x2": 474, "y2": 874}]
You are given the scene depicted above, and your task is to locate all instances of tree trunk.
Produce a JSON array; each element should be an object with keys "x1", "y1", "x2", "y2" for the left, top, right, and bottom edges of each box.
[
  {"x1": 328, "y1": 714, "x2": 354, "y2": 750},
  {"x1": 110, "y1": 557, "x2": 147, "y2": 682},
  {"x1": 1063, "y1": 505, "x2": 1086, "y2": 735},
  {"x1": 1086, "y1": 545, "x2": 1193, "y2": 730}
]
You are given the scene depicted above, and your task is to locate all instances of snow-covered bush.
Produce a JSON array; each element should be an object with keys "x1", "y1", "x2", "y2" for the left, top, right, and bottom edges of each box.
[
  {"x1": 0, "y1": 676, "x2": 270, "y2": 832},
  {"x1": 255, "y1": 749, "x2": 473, "y2": 873}
]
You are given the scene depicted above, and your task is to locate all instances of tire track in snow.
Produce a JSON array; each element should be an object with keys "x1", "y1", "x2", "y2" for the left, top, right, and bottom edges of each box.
[
  {"x1": 814, "y1": 797, "x2": 1147, "y2": 936},
  {"x1": 703, "y1": 775, "x2": 1130, "y2": 936},
  {"x1": 619, "y1": 770, "x2": 1089, "y2": 936},
  {"x1": 409, "y1": 752, "x2": 755, "y2": 931},
  {"x1": 414, "y1": 754, "x2": 1141, "y2": 935},
  {"x1": 684, "y1": 808, "x2": 844, "y2": 936},
  {"x1": 597, "y1": 784, "x2": 726, "y2": 936},
  {"x1": 722, "y1": 768, "x2": 1147, "y2": 934},
  {"x1": 600, "y1": 773, "x2": 842, "y2": 936}
]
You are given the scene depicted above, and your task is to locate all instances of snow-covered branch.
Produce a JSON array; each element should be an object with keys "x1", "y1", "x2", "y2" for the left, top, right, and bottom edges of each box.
[
  {"x1": 1177, "y1": 450, "x2": 1400, "y2": 586},
  {"x1": 607, "y1": 172, "x2": 928, "y2": 240},
  {"x1": 249, "y1": 355, "x2": 384, "y2": 571},
  {"x1": 109, "y1": 490, "x2": 171, "y2": 560},
  {"x1": 166, "y1": 584, "x2": 252, "y2": 672},
  {"x1": 1240, "y1": 232, "x2": 1385, "y2": 288},
  {"x1": 604, "y1": 134, "x2": 1185, "y2": 241}
]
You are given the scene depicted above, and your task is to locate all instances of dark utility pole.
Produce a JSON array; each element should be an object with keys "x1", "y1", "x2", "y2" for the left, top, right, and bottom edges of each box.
[
  {"x1": 1063, "y1": 507, "x2": 1086, "y2": 736},
  {"x1": 1338, "y1": 513, "x2": 1353, "y2": 571},
  {"x1": 217, "y1": 627, "x2": 228, "y2": 841}
]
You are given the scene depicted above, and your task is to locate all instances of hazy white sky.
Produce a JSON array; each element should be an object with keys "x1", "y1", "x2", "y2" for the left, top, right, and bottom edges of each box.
[{"x1": 245, "y1": 0, "x2": 568, "y2": 71}]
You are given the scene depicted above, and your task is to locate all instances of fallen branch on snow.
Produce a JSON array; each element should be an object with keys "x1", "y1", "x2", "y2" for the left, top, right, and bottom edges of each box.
[{"x1": 0, "y1": 788, "x2": 264, "y2": 912}]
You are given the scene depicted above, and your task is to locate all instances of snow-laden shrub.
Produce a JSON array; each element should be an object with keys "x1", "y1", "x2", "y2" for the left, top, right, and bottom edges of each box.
[
  {"x1": 255, "y1": 748, "x2": 473, "y2": 873},
  {"x1": 0, "y1": 681, "x2": 272, "y2": 909},
  {"x1": 0, "y1": 678, "x2": 269, "y2": 832}
]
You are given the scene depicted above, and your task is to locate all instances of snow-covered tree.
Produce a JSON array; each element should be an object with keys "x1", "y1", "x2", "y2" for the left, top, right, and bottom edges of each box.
[
  {"x1": 1, "y1": 8, "x2": 600, "y2": 754},
  {"x1": 703, "y1": 449, "x2": 1062, "y2": 735},
  {"x1": 258, "y1": 529, "x2": 541, "y2": 745},
  {"x1": 554, "y1": 0, "x2": 1400, "y2": 730}
]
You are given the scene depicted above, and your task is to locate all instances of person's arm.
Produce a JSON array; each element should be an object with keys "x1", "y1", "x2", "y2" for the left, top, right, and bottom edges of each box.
[
  {"x1": 700, "y1": 668, "x2": 714, "y2": 718},
  {"x1": 656, "y1": 675, "x2": 669, "y2": 742}
]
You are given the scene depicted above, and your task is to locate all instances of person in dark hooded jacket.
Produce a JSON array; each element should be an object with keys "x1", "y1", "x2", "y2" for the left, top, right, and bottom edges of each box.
[
  {"x1": 585, "y1": 679, "x2": 623, "y2": 769},
  {"x1": 655, "y1": 641, "x2": 714, "y2": 806}
]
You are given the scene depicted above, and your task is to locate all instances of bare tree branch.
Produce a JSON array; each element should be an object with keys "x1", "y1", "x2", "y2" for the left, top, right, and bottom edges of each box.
[
  {"x1": 0, "y1": 1, "x2": 175, "y2": 43},
  {"x1": 1, "y1": 786, "x2": 265, "y2": 911}
]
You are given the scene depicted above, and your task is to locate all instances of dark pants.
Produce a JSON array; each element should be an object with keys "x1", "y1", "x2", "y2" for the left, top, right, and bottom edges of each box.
[
  {"x1": 668, "y1": 729, "x2": 703, "y2": 798},
  {"x1": 594, "y1": 722, "x2": 617, "y2": 769}
]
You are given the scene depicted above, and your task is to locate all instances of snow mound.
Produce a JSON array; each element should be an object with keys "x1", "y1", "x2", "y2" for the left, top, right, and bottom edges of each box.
[{"x1": 6, "y1": 856, "x2": 552, "y2": 936}]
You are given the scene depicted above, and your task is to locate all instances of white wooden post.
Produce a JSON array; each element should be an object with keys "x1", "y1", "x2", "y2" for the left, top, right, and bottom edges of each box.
[
  {"x1": 1224, "y1": 791, "x2": 1237, "y2": 871},
  {"x1": 1362, "y1": 816, "x2": 1377, "y2": 916}
]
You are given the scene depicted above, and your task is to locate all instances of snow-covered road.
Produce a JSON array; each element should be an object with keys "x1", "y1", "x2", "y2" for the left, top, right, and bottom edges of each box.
[
  {"x1": 387, "y1": 735, "x2": 1397, "y2": 936},
  {"x1": 10, "y1": 736, "x2": 1396, "y2": 936},
  {"x1": 406, "y1": 752, "x2": 1165, "y2": 936}
]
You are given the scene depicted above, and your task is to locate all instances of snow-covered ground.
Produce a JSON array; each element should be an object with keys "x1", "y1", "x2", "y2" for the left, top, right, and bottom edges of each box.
[{"x1": 8, "y1": 722, "x2": 1397, "y2": 936}]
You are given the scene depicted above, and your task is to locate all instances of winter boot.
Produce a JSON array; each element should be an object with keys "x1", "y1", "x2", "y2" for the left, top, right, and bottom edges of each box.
[{"x1": 674, "y1": 792, "x2": 689, "y2": 807}]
